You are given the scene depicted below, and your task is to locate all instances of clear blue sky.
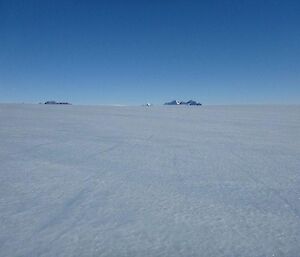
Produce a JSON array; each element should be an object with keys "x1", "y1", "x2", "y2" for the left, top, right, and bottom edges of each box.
[{"x1": 1, "y1": 0, "x2": 299, "y2": 105}]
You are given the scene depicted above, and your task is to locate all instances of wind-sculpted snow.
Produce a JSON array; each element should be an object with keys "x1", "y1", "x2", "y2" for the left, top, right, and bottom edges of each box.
[{"x1": 0, "y1": 104, "x2": 300, "y2": 257}]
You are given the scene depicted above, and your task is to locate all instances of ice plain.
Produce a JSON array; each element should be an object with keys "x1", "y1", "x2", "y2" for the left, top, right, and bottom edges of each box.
[{"x1": 0, "y1": 104, "x2": 300, "y2": 257}]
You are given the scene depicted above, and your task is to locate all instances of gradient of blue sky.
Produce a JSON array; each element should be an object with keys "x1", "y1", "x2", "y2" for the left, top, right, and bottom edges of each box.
[{"x1": 1, "y1": 0, "x2": 300, "y2": 105}]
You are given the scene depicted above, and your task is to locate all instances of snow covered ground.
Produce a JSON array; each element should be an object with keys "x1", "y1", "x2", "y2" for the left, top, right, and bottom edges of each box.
[{"x1": 0, "y1": 104, "x2": 300, "y2": 257}]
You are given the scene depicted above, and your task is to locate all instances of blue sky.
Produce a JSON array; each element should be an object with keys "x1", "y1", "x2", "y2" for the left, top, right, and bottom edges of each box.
[{"x1": 1, "y1": 0, "x2": 300, "y2": 105}]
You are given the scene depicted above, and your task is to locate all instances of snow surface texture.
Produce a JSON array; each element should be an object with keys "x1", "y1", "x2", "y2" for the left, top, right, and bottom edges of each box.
[{"x1": 0, "y1": 104, "x2": 300, "y2": 257}]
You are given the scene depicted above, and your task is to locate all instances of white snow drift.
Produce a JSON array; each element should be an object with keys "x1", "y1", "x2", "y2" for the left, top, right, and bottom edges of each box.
[{"x1": 0, "y1": 104, "x2": 300, "y2": 257}]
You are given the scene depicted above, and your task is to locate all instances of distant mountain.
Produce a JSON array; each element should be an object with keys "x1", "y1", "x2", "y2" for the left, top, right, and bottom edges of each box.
[
  {"x1": 164, "y1": 100, "x2": 201, "y2": 106},
  {"x1": 44, "y1": 101, "x2": 71, "y2": 105},
  {"x1": 180, "y1": 100, "x2": 202, "y2": 106},
  {"x1": 164, "y1": 100, "x2": 180, "y2": 105}
]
